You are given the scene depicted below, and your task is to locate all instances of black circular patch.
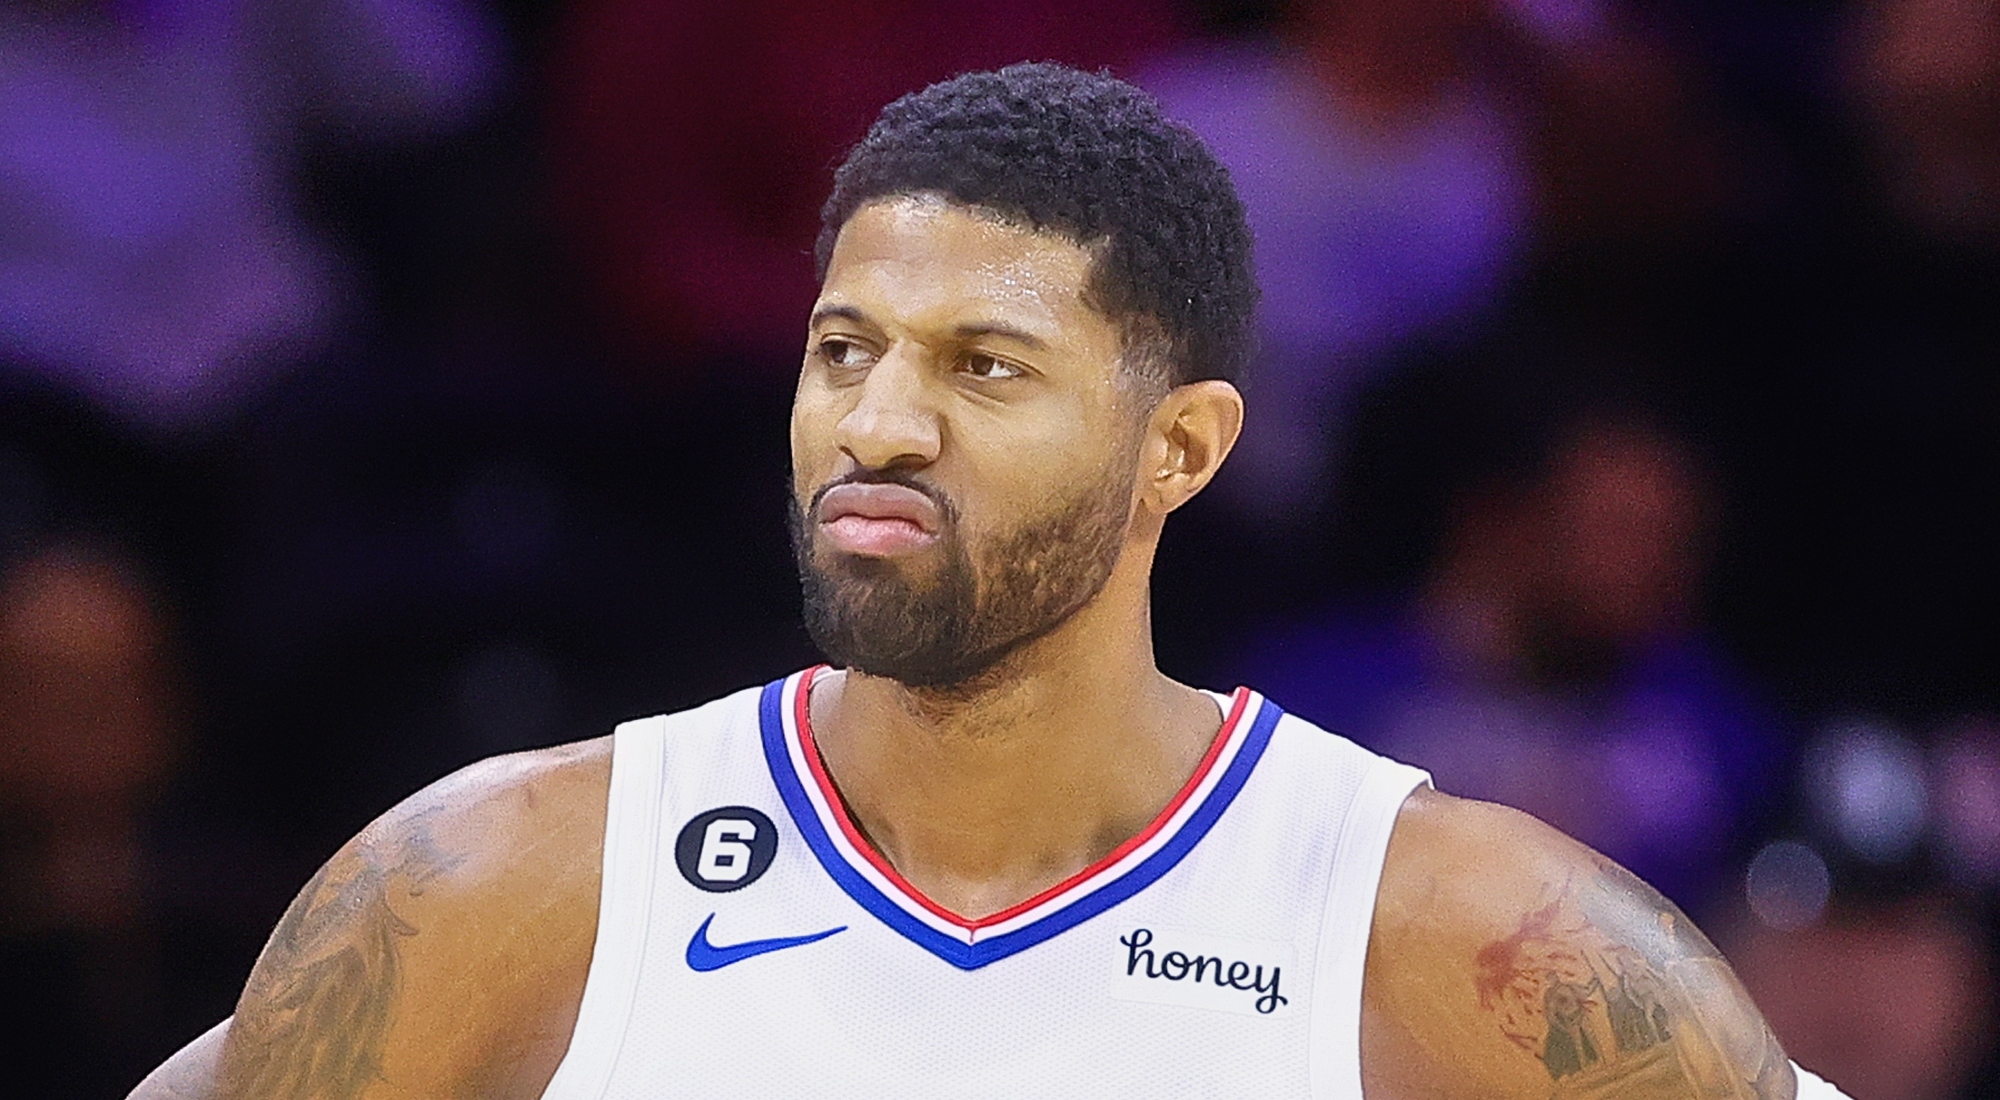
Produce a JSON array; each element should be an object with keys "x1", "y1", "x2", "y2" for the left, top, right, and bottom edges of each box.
[{"x1": 674, "y1": 806, "x2": 779, "y2": 892}]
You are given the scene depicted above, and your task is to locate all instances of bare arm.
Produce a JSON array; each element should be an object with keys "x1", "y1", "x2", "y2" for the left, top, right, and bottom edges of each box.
[
  {"x1": 128, "y1": 740, "x2": 608, "y2": 1100},
  {"x1": 129, "y1": 1019, "x2": 229, "y2": 1100},
  {"x1": 1363, "y1": 788, "x2": 1793, "y2": 1099},
  {"x1": 220, "y1": 801, "x2": 471, "y2": 1098}
]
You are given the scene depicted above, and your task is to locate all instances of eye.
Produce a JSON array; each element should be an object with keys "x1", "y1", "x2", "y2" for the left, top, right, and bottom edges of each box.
[
  {"x1": 815, "y1": 337, "x2": 874, "y2": 369},
  {"x1": 962, "y1": 352, "x2": 1025, "y2": 380}
]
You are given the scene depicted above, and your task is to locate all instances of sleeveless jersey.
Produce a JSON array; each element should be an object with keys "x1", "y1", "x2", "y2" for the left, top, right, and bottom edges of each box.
[{"x1": 538, "y1": 668, "x2": 1430, "y2": 1100}]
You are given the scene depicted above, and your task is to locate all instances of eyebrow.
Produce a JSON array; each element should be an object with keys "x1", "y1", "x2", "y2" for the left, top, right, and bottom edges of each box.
[
  {"x1": 952, "y1": 322, "x2": 1048, "y2": 350},
  {"x1": 809, "y1": 304, "x2": 870, "y2": 330},
  {"x1": 809, "y1": 305, "x2": 1050, "y2": 351}
]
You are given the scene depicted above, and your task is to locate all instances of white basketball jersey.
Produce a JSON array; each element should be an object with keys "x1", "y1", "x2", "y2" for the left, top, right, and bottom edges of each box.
[{"x1": 538, "y1": 668, "x2": 1430, "y2": 1100}]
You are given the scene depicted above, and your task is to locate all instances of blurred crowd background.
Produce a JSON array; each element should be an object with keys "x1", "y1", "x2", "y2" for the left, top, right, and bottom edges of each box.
[{"x1": 1, "y1": 0, "x2": 1996, "y2": 1096}]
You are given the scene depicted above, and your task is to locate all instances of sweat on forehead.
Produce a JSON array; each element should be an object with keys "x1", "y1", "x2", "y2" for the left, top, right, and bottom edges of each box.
[{"x1": 816, "y1": 62, "x2": 1258, "y2": 391}]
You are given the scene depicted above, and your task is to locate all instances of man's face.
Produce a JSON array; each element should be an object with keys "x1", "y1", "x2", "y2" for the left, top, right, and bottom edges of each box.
[{"x1": 789, "y1": 195, "x2": 1144, "y2": 688}]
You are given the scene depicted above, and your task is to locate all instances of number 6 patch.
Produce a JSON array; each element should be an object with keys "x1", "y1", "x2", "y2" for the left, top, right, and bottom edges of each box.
[{"x1": 675, "y1": 806, "x2": 779, "y2": 892}]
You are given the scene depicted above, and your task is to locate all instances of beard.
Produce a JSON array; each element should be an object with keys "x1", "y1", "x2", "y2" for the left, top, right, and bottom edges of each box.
[{"x1": 789, "y1": 465, "x2": 1133, "y2": 690}]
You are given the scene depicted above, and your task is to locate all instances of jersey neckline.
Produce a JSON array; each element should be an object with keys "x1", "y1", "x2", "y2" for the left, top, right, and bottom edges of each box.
[{"x1": 758, "y1": 667, "x2": 1283, "y2": 970}]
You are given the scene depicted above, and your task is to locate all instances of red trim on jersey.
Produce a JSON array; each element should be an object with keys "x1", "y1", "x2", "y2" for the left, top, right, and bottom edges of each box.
[{"x1": 790, "y1": 665, "x2": 1253, "y2": 933}]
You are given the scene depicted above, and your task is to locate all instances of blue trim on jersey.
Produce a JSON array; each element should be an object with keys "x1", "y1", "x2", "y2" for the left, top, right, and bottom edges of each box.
[{"x1": 759, "y1": 676, "x2": 1285, "y2": 970}]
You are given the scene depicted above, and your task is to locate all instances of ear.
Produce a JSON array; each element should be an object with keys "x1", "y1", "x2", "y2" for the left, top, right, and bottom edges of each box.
[{"x1": 1137, "y1": 380, "x2": 1244, "y2": 516}]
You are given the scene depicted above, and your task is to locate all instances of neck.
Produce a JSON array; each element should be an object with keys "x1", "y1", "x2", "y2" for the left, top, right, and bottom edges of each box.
[{"x1": 806, "y1": 551, "x2": 1224, "y2": 920}]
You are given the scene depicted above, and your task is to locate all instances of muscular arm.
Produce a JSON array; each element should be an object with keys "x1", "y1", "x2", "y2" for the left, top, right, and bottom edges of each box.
[
  {"x1": 1363, "y1": 788, "x2": 1794, "y2": 1100},
  {"x1": 129, "y1": 1020, "x2": 228, "y2": 1100},
  {"x1": 128, "y1": 740, "x2": 609, "y2": 1100}
]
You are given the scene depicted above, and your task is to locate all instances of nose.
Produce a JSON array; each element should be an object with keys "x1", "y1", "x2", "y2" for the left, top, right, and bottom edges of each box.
[{"x1": 833, "y1": 345, "x2": 942, "y2": 472}]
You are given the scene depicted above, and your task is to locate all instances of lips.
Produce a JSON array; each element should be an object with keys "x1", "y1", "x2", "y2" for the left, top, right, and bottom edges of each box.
[{"x1": 815, "y1": 481, "x2": 943, "y2": 557}]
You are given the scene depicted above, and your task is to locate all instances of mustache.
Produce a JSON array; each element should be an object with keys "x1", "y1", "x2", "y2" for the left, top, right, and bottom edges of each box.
[{"x1": 805, "y1": 468, "x2": 958, "y2": 525}]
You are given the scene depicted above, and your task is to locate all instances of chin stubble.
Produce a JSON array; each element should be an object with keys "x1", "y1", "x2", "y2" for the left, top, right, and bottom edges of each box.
[{"x1": 789, "y1": 466, "x2": 1133, "y2": 689}]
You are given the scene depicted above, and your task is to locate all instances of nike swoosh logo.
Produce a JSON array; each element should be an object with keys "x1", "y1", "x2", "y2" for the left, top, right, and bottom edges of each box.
[{"x1": 685, "y1": 913, "x2": 846, "y2": 972}]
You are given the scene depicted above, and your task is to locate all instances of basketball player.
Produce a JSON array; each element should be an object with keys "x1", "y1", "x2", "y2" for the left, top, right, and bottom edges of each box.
[{"x1": 132, "y1": 65, "x2": 1848, "y2": 1099}]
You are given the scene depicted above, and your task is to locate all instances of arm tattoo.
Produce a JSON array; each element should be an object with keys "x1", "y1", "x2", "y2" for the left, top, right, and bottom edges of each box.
[
  {"x1": 1474, "y1": 861, "x2": 1793, "y2": 1099},
  {"x1": 225, "y1": 814, "x2": 462, "y2": 1100}
]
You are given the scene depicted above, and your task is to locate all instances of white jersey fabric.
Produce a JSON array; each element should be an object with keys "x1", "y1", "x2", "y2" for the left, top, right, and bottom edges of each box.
[
  {"x1": 536, "y1": 667, "x2": 1856, "y2": 1100},
  {"x1": 538, "y1": 667, "x2": 1428, "y2": 1099}
]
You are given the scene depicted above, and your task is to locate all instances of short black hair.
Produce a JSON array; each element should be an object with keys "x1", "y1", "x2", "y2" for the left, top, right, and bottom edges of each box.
[{"x1": 818, "y1": 63, "x2": 1257, "y2": 391}]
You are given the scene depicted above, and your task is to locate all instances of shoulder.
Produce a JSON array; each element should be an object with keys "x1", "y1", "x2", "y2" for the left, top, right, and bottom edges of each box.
[
  {"x1": 215, "y1": 737, "x2": 613, "y2": 1099},
  {"x1": 1361, "y1": 788, "x2": 1796, "y2": 1100},
  {"x1": 387, "y1": 735, "x2": 614, "y2": 882},
  {"x1": 328, "y1": 735, "x2": 614, "y2": 936}
]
